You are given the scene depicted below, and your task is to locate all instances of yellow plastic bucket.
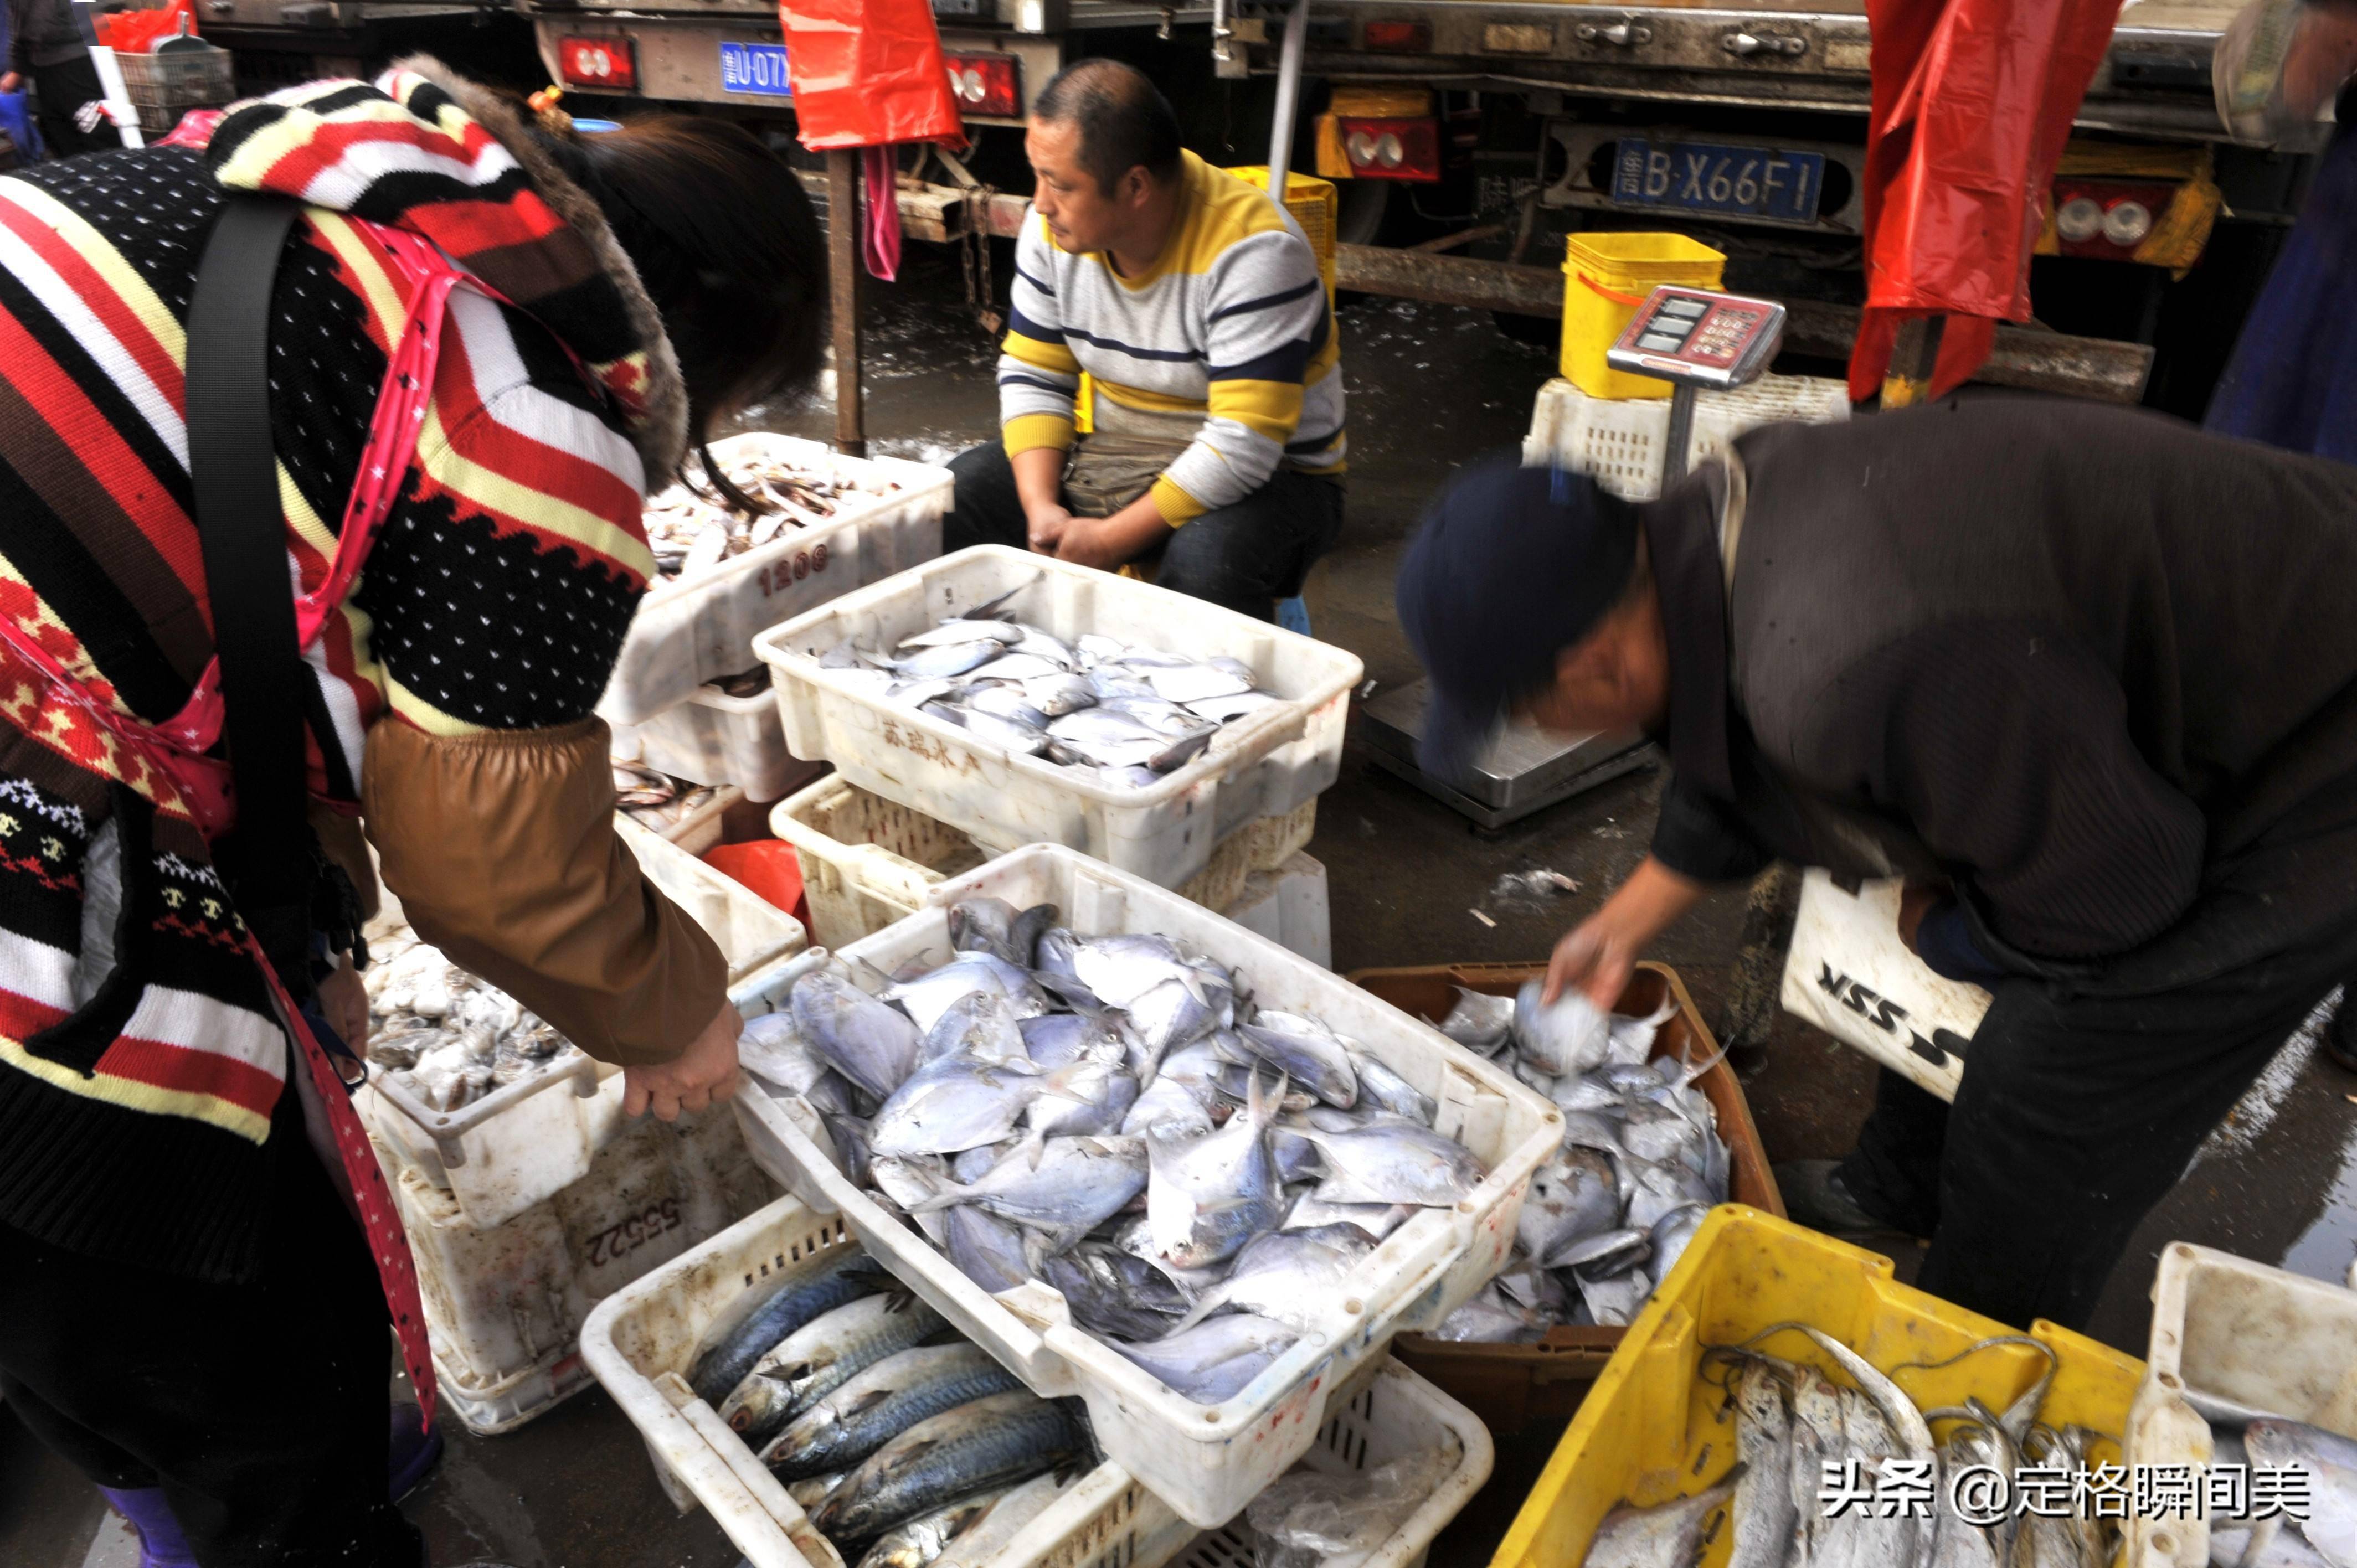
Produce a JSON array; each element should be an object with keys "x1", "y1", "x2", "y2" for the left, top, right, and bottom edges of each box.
[
  {"x1": 1560, "y1": 232, "x2": 1727, "y2": 399},
  {"x1": 1488, "y1": 1208, "x2": 2143, "y2": 1568}
]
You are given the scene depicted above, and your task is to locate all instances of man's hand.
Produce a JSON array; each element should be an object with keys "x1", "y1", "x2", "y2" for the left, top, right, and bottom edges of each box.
[
  {"x1": 1541, "y1": 855, "x2": 1706, "y2": 1010},
  {"x1": 1026, "y1": 502, "x2": 1075, "y2": 555},
  {"x1": 623, "y1": 1002, "x2": 744, "y2": 1121},
  {"x1": 317, "y1": 955, "x2": 369, "y2": 1051},
  {"x1": 1543, "y1": 914, "x2": 1644, "y2": 1013},
  {"x1": 0, "y1": 74, "x2": 21, "y2": 94},
  {"x1": 1054, "y1": 496, "x2": 1173, "y2": 572},
  {"x1": 1897, "y1": 881, "x2": 1946, "y2": 954}
]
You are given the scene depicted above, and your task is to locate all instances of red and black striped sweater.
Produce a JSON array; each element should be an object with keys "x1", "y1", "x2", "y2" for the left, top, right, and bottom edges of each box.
[{"x1": 0, "y1": 63, "x2": 725, "y2": 1282}]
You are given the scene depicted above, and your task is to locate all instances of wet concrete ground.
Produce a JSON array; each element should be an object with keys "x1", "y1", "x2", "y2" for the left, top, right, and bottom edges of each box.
[{"x1": 9, "y1": 247, "x2": 2357, "y2": 1567}]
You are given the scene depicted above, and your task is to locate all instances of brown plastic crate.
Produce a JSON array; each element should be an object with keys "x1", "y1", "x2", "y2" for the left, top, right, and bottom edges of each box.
[{"x1": 1347, "y1": 958, "x2": 1784, "y2": 1432}]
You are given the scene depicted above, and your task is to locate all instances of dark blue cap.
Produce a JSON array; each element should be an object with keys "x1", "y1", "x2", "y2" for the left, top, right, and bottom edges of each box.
[{"x1": 1395, "y1": 458, "x2": 1638, "y2": 778}]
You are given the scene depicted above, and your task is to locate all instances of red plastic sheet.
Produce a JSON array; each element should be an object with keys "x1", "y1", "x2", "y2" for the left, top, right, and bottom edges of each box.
[
  {"x1": 1845, "y1": 0, "x2": 2114, "y2": 401},
  {"x1": 100, "y1": 0, "x2": 197, "y2": 51},
  {"x1": 779, "y1": 0, "x2": 964, "y2": 150}
]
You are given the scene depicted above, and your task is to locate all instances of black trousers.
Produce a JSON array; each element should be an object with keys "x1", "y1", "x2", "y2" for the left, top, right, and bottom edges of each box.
[
  {"x1": 1837, "y1": 919, "x2": 2357, "y2": 1333},
  {"x1": 0, "y1": 1104, "x2": 421, "y2": 1567},
  {"x1": 943, "y1": 442, "x2": 1345, "y2": 622},
  {"x1": 29, "y1": 54, "x2": 109, "y2": 159}
]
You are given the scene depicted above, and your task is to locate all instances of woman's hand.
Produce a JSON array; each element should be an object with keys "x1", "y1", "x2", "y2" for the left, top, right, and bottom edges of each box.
[
  {"x1": 1540, "y1": 855, "x2": 1707, "y2": 1010},
  {"x1": 624, "y1": 1002, "x2": 744, "y2": 1121}
]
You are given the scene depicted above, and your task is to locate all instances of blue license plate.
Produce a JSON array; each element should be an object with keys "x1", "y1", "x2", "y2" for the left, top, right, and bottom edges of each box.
[
  {"x1": 719, "y1": 41, "x2": 792, "y2": 96},
  {"x1": 1609, "y1": 138, "x2": 1825, "y2": 223}
]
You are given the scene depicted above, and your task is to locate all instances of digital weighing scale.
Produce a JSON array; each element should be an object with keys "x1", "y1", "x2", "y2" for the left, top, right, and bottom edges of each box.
[{"x1": 1369, "y1": 285, "x2": 1786, "y2": 828}]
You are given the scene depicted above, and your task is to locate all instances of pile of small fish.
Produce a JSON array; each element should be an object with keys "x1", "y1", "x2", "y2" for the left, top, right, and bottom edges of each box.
[
  {"x1": 1584, "y1": 1326, "x2": 2113, "y2": 1568},
  {"x1": 362, "y1": 925, "x2": 578, "y2": 1111},
  {"x1": 2181, "y1": 1381, "x2": 2357, "y2": 1568},
  {"x1": 644, "y1": 448, "x2": 900, "y2": 581},
  {"x1": 742, "y1": 896, "x2": 1488, "y2": 1408},
  {"x1": 687, "y1": 1241, "x2": 1089, "y2": 1568},
  {"x1": 612, "y1": 762, "x2": 723, "y2": 833},
  {"x1": 819, "y1": 591, "x2": 1283, "y2": 787},
  {"x1": 1424, "y1": 982, "x2": 1726, "y2": 1337}
]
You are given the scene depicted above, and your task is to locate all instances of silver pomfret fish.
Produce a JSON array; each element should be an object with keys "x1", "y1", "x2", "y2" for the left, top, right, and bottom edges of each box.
[
  {"x1": 1145, "y1": 1071, "x2": 1285, "y2": 1268},
  {"x1": 1110, "y1": 1313, "x2": 1297, "y2": 1406},
  {"x1": 794, "y1": 972, "x2": 925, "y2": 1100}
]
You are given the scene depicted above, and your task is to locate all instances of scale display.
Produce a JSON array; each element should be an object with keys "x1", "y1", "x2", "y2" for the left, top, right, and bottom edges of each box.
[{"x1": 1604, "y1": 287, "x2": 1788, "y2": 390}]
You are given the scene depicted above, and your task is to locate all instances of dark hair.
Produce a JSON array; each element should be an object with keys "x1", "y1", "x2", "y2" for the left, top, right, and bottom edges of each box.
[
  {"x1": 1031, "y1": 58, "x2": 1184, "y2": 195},
  {"x1": 530, "y1": 115, "x2": 826, "y2": 504}
]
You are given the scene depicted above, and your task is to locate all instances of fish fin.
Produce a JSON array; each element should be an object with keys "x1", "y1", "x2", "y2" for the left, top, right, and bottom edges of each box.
[
  {"x1": 1016, "y1": 1127, "x2": 1050, "y2": 1172},
  {"x1": 882, "y1": 1287, "x2": 920, "y2": 1314}
]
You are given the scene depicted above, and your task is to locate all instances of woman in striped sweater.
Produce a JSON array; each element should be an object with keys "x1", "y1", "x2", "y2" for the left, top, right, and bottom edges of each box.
[{"x1": 0, "y1": 63, "x2": 822, "y2": 1567}]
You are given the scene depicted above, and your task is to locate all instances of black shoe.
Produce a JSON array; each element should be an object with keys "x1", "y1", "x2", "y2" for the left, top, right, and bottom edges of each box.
[
  {"x1": 1773, "y1": 1159, "x2": 1926, "y2": 1240},
  {"x1": 2327, "y1": 993, "x2": 2357, "y2": 1074}
]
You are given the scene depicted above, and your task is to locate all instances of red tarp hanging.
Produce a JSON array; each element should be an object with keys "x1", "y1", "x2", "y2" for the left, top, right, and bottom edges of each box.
[
  {"x1": 1846, "y1": 0, "x2": 2116, "y2": 401},
  {"x1": 778, "y1": 0, "x2": 965, "y2": 149}
]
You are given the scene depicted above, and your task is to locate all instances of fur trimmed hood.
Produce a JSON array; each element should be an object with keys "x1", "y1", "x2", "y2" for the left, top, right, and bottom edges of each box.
[{"x1": 205, "y1": 58, "x2": 689, "y2": 483}]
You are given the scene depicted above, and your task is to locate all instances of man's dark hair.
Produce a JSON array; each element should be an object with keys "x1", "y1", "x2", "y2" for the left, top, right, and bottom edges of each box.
[{"x1": 1031, "y1": 58, "x2": 1185, "y2": 194}]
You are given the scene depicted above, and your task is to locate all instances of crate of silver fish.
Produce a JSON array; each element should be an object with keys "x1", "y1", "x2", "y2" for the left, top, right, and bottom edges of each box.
[
  {"x1": 725, "y1": 842, "x2": 1558, "y2": 1529},
  {"x1": 1494, "y1": 1206, "x2": 2144, "y2": 1568},
  {"x1": 600, "y1": 434, "x2": 954, "y2": 726},
  {"x1": 750, "y1": 545, "x2": 1363, "y2": 895},
  {"x1": 1355, "y1": 960, "x2": 1783, "y2": 1433}
]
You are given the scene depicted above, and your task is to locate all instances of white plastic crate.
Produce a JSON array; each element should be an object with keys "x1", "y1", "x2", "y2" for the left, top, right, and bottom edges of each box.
[
  {"x1": 1521, "y1": 373, "x2": 1851, "y2": 501},
  {"x1": 613, "y1": 681, "x2": 802, "y2": 801},
  {"x1": 385, "y1": 1097, "x2": 780, "y2": 1437},
  {"x1": 361, "y1": 822, "x2": 807, "y2": 1229},
  {"x1": 729, "y1": 844, "x2": 1557, "y2": 1528},
  {"x1": 770, "y1": 777, "x2": 1315, "y2": 953},
  {"x1": 1219, "y1": 850, "x2": 1330, "y2": 968},
  {"x1": 600, "y1": 435, "x2": 953, "y2": 725},
  {"x1": 2123, "y1": 1242, "x2": 2357, "y2": 1568},
  {"x1": 580, "y1": 1193, "x2": 1492, "y2": 1568},
  {"x1": 752, "y1": 546, "x2": 1362, "y2": 893}
]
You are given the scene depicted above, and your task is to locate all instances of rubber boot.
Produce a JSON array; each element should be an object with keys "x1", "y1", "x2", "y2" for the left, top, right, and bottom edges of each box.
[
  {"x1": 389, "y1": 1401, "x2": 444, "y2": 1504},
  {"x1": 97, "y1": 1487, "x2": 199, "y2": 1568},
  {"x1": 1772, "y1": 1158, "x2": 1926, "y2": 1240}
]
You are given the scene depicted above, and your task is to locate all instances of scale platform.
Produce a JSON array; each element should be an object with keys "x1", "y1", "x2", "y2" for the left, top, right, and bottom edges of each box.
[{"x1": 1360, "y1": 679, "x2": 1651, "y2": 829}]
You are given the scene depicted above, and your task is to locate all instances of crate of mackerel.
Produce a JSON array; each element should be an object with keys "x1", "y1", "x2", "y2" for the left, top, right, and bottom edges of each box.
[
  {"x1": 600, "y1": 434, "x2": 953, "y2": 726},
  {"x1": 752, "y1": 546, "x2": 1363, "y2": 893},
  {"x1": 584, "y1": 1190, "x2": 1494, "y2": 1568},
  {"x1": 728, "y1": 843, "x2": 1559, "y2": 1528}
]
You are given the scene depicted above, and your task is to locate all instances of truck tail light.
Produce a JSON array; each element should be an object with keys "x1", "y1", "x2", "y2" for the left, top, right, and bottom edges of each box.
[
  {"x1": 1336, "y1": 116, "x2": 1439, "y2": 181},
  {"x1": 1362, "y1": 19, "x2": 1432, "y2": 51},
  {"x1": 2049, "y1": 179, "x2": 2175, "y2": 259},
  {"x1": 557, "y1": 36, "x2": 635, "y2": 90},
  {"x1": 944, "y1": 52, "x2": 1021, "y2": 118}
]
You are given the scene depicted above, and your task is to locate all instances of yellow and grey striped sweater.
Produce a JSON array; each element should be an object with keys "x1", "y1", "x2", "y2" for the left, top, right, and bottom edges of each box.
[{"x1": 997, "y1": 152, "x2": 1346, "y2": 524}]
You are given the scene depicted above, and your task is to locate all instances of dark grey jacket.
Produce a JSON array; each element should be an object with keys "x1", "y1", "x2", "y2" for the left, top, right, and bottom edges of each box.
[
  {"x1": 11, "y1": 0, "x2": 83, "y2": 74},
  {"x1": 1641, "y1": 395, "x2": 2357, "y2": 994}
]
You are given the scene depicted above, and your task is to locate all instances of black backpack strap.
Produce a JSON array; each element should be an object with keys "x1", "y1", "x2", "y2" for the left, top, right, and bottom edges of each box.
[{"x1": 186, "y1": 194, "x2": 317, "y2": 993}]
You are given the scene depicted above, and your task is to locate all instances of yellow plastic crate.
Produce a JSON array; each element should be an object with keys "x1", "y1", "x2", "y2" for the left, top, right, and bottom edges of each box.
[
  {"x1": 1225, "y1": 166, "x2": 1340, "y2": 303},
  {"x1": 1491, "y1": 1207, "x2": 2143, "y2": 1568},
  {"x1": 1560, "y1": 232, "x2": 1725, "y2": 400}
]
